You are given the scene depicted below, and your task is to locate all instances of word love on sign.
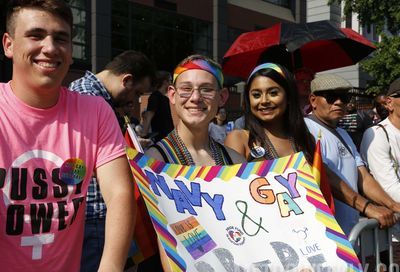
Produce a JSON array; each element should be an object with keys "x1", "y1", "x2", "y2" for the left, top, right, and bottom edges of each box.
[{"x1": 127, "y1": 148, "x2": 361, "y2": 272}]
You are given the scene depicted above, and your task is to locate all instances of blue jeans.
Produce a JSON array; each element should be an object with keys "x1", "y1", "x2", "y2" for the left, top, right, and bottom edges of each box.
[{"x1": 80, "y1": 218, "x2": 105, "y2": 272}]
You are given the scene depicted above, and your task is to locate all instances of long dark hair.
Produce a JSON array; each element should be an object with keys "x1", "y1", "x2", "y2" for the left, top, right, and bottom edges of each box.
[{"x1": 244, "y1": 63, "x2": 315, "y2": 163}]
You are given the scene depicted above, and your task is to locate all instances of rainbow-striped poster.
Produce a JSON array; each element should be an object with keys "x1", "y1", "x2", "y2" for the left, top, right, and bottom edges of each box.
[{"x1": 126, "y1": 148, "x2": 361, "y2": 272}]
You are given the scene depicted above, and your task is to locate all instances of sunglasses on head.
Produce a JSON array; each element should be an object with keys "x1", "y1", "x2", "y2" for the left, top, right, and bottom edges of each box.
[{"x1": 314, "y1": 91, "x2": 351, "y2": 104}]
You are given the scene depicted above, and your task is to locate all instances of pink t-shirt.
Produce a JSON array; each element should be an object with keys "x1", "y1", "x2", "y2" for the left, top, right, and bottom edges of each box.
[{"x1": 0, "y1": 82, "x2": 126, "y2": 271}]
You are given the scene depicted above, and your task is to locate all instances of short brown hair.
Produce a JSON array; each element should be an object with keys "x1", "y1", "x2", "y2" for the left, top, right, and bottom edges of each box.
[
  {"x1": 6, "y1": 0, "x2": 73, "y2": 35},
  {"x1": 104, "y1": 50, "x2": 155, "y2": 82}
]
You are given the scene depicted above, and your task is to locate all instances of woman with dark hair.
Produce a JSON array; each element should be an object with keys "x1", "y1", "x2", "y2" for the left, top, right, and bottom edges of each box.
[
  {"x1": 208, "y1": 106, "x2": 229, "y2": 144},
  {"x1": 225, "y1": 63, "x2": 315, "y2": 163}
]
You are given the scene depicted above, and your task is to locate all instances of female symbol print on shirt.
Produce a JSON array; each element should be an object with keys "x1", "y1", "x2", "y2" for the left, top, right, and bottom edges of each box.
[{"x1": 1, "y1": 150, "x2": 86, "y2": 260}]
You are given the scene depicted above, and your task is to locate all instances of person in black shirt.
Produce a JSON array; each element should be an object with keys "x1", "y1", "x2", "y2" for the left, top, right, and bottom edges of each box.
[{"x1": 141, "y1": 71, "x2": 174, "y2": 142}]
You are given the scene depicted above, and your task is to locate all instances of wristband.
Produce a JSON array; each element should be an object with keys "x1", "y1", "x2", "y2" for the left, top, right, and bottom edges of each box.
[{"x1": 362, "y1": 200, "x2": 372, "y2": 215}]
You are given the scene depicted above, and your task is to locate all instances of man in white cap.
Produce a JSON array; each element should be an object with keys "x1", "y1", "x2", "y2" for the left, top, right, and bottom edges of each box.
[{"x1": 305, "y1": 74, "x2": 400, "y2": 235}]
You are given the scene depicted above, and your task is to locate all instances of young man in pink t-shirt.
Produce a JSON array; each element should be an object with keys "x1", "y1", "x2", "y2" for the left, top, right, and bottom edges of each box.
[{"x1": 0, "y1": 1, "x2": 136, "y2": 271}]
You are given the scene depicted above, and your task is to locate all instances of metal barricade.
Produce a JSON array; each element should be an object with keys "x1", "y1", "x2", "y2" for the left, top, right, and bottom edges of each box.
[{"x1": 348, "y1": 217, "x2": 394, "y2": 272}]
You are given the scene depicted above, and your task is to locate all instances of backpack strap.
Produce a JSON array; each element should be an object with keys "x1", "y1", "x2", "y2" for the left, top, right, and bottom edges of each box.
[{"x1": 376, "y1": 124, "x2": 399, "y2": 175}]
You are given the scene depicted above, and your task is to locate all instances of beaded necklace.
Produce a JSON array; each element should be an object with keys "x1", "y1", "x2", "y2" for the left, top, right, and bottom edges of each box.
[
  {"x1": 251, "y1": 135, "x2": 297, "y2": 160},
  {"x1": 168, "y1": 129, "x2": 224, "y2": 165},
  {"x1": 265, "y1": 134, "x2": 297, "y2": 158}
]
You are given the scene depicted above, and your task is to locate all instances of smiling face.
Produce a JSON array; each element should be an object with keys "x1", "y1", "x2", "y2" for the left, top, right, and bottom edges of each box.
[
  {"x1": 169, "y1": 69, "x2": 227, "y2": 129},
  {"x1": 248, "y1": 75, "x2": 287, "y2": 125},
  {"x1": 3, "y1": 8, "x2": 73, "y2": 95}
]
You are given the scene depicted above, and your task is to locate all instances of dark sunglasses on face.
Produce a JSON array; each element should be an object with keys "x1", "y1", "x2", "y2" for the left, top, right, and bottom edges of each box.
[{"x1": 314, "y1": 91, "x2": 351, "y2": 104}]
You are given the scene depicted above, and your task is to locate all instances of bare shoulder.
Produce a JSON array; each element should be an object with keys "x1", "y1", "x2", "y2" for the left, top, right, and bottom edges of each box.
[
  {"x1": 224, "y1": 129, "x2": 249, "y2": 157},
  {"x1": 224, "y1": 146, "x2": 246, "y2": 164},
  {"x1": 226, "y1": 129, "x2": 248, "y2": 141},
  {"x1": 145, "y1": 146, "x2": 165, "y2": 162}
]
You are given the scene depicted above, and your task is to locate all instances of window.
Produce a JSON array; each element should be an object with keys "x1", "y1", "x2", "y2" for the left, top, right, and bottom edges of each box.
[
  {"x1": 68, "y1": 0, "x2": 90, "y2": 62},
  {"x1": 112, "y1": 1, "x2": 213, "y2": 72},
  {"x1": 261, "y1": 0, "x2": 290, "y2": 8}
]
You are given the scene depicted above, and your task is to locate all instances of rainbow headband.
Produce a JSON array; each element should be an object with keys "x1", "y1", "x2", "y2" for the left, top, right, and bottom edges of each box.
[
  {"x1": 247, "y1": 63, "x2": 285, "y2": 83},
  {"x1": 173, "y1": 59, "x2": 224, "y2": 88}
]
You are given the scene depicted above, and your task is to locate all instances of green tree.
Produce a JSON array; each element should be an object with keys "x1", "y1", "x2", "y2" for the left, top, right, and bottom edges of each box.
[
  {"x1": 329, "y1": 0, "x2": 400, "y2": 94},
  {"x1": 329, "y1": 0, "x2": 400, "y2": 34},
  {"x1": 360, "y1": 35, "x2": 400, "y2": 94}
]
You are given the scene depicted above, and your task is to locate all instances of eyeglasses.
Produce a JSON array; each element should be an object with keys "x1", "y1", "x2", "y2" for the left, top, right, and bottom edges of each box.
[
  {"x1": 175, "y1": 85, "x2": 217, "y2": 100},
  {"x1": 314, "y1": 92, "x2": 351, "y2": 104}
]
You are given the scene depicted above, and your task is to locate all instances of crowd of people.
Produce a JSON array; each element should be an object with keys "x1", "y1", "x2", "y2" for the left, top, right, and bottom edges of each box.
[{"x1": 2, "y1": 0, "x2": 400, "y2": 272}]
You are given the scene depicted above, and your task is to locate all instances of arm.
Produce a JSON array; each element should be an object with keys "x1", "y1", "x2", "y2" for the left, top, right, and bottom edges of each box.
[
  {"x1": 358, "y1": 165, "x2": 400, "y2": 213},
  {"x1": 325, "y1": 166, "x2": 367, "y2": 212},
  {"x1": 360, "y1": 127, "x2": 400, "y2": 203},
  {"x1": 225, "y1": 146, "x2": 247, "y2": 164},
  {"x1": 325, "y1": 165, "x2": 396, "y2": 228},
  {"x1": 224, "y1": 130, "x2": 248, "y2": 158},
  {"x1": 96, "y1": 156, "x2": 137, "y2": 271}
]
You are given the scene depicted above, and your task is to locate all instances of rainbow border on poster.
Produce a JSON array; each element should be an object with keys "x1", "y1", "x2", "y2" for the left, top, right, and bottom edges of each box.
[{"x1": 126, "y1": 148, "x2": 361, "y2": 272}]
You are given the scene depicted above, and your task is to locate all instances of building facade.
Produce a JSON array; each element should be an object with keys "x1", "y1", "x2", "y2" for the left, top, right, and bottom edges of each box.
[
  {"x1": 1, "y1": 0, "x2": 375, "y2": 117},
  {"x1": 1, "y1": 0, "x2": 303, "y2": 119}
]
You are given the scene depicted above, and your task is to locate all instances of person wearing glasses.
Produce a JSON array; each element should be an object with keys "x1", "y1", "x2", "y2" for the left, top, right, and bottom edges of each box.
[
  {"x1": 224, "y1": 64, "x2": 393, "y2": 234},
  {"x1": 145, "y1": 54, "x2": 244, "y2": 271},
  {"x1": 305, "y1": 74, "x2": 400, "y2": 235},
  {"x1": 146, "y1": 54, "x2": 243, "y2": 166}
]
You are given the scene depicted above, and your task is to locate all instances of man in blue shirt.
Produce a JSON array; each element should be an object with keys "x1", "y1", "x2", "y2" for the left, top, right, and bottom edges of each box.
[{"x1": 305, "y1": 74, "x2": 400, "y2": 235}]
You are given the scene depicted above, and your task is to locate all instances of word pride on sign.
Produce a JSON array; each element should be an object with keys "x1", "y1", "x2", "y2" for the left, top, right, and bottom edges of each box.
[{"x1": 127, "y1": 148, "x2": 361, "y2": 272}]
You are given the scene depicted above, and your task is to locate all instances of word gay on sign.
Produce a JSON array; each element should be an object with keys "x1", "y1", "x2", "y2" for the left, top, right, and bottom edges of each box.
[{"x1": 127, "y1": 148, "x2": 361, "y2": 272}]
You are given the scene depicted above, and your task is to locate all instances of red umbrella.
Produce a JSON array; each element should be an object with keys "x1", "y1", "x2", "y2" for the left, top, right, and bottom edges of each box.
[{"x1": 222, "y1": 20, "x2": 376, "y2": 79}]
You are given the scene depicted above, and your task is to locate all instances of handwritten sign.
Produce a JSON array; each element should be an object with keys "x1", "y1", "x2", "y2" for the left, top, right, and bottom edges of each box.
[{"x1": 127, "y1": 148, "x2": 361, "y2": 272}]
